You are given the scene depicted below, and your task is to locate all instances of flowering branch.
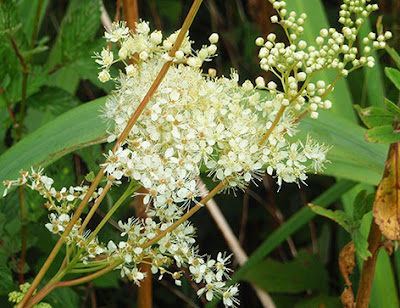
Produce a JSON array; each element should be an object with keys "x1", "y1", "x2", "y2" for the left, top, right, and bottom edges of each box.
[{"x1": 17, "y1": 2, "x2": 203, "y2": 306}]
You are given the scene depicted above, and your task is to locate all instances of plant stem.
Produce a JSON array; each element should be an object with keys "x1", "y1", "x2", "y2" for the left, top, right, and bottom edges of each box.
[
  {"x1": 18, "y1": 1, "x2": 203, "y2": 305},
  {"x1": 86, "y1": 182, "x2": 140, "y2": 244},
  {"x1": 123, "y1": 0, "x2": 139, "y2": 31},
  {"x1": 258, "y1": 105, "x2": 286, "y2": 145},
  {"x1": 18, "y1": 186, "x2": 27, "y2": 284},
  {"x1": 79, "y1": 182, "x2": 112, "y2": 233},
  {"x1": 17, "y1": 167, "x2": 106, "y2": 308},
  {"x1": 141, "y1": 180, "x2": 225, "y2": 249},
  {"x1": 355, "y1": 219, "x2": 382, "y2": 308},
  {"x1": 25, "y1": 261, "x2": 122, "y2": 308},
  {"x1": 56, "y1": 261, "x2": 123, "y2": 288}
]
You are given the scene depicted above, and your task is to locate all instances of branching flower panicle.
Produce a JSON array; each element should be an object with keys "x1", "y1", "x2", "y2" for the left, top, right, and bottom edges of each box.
[{"x1": 3, "y1": 1, "x2": 390, "y2": 307}]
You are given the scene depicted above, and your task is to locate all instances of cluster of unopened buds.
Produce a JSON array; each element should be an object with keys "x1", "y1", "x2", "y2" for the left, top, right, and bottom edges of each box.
[
  {"x1": 256, "y1": 0, "x2": 390, "y2": 119},
  {"x1": 4, "y1": 0, "x2": 390, "y2": 306}
]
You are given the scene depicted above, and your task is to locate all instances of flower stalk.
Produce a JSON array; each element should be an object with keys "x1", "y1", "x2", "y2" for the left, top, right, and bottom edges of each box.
[{"x1": 17, "y1": 1, "x2": 203, "y2": 306}]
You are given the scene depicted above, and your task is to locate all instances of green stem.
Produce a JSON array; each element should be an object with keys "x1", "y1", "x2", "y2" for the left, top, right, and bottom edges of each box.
[
  {"x1": 26, "y1": 261, "x2": 122, "y2": 308},
  {"x1": 56, "y1": 261, "x2": 123, "y2": 288},
  {"x1": 69, "y1": 263, "x2": 112, "y2": 274},
  {"x1": 79, "y1": 182, "x2": 112, "y2": 233},
  {"x1": 86, "y1": 182, "x2": 141, "y2": 245}
]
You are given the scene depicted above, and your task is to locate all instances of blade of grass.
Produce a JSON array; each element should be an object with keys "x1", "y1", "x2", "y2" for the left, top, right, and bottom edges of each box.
[
  {"x1": 359, "y1": 18, "x2": 385, "y2": 107},
  {"x1": 0, "y1": 96, "x2": 108, "y2": 197}
]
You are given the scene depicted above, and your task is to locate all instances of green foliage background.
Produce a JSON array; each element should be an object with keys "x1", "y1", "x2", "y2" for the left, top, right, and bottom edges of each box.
[{"x1": 1, "y1": 0, "x2": 400, "y2": 307}]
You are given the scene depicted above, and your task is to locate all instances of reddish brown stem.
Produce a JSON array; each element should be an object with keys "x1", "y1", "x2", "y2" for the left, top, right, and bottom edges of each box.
[
  {"x1": 123, "y1": 0, "x2": 139, "y2": 31},
  {"x1": 19, "y1": 186, "x2": 27, "y2": 284},
  {"x1": 133, "y1": 187, "x2": 152, "y2": 308},
  {"x1": 355, "y1": 219, "x2": 382, "y2": 308},
  {"x1": 9, "y1": 36, "x2": 27, "y2": 71}
]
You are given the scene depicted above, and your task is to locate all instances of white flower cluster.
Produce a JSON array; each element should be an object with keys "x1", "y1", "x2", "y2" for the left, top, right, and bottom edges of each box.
[
  {"x1": 3, "y1": 1, "x2": 389, "y2": 305},
  {"x1": 93, "y1": 19, "x2": 333, "y2": 306},
  {"x1": 94, "y1": 20, "x2": 218, "y2": 83},
  {"x1": 3, "y1": 168, "x2": 107, "y2": 260},
  {"x1": 3, "y1": 168, "x2": 240, "y2": 304},
  {"x1": 104, "y1": 215, "x2": 238, "y2": 305},
  {"x1": 255, "y1": 0, "x2": 391, "y2": 119}
]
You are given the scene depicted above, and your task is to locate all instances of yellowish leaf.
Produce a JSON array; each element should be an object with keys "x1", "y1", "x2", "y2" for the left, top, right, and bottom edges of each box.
[{"x1": 373, "y1": 143, "x2": 400, "y2": 240}]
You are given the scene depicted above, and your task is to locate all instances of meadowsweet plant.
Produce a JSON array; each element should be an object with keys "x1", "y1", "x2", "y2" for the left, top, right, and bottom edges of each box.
[{"x1": 3, "y1": 0, "x2": 390, "y2": 307}]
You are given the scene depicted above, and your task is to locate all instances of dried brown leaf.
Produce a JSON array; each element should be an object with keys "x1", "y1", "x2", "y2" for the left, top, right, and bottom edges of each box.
[{"x1": 373, "y1": 143, "x2": 400, "y2": 240}]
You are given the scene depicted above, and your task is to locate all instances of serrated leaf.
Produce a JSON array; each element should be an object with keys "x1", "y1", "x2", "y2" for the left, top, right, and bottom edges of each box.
[
  {"x1": 352, "y1": 228, "x2": 372, "y2": 260},
  {"x1": 354, "y1": 105, "x2": 394, "y2": 129},
  {"x1": 386, "y1": 46, "x2": 400, "y2": 69},
  {"x1": 385, "y1": 67, "x2": 400, "y2": 91},
  {"x1": 309, "y1": 204, "x2": 353, "y2": 232},
  {"x1": 46, "y1": 0, "x2": 101, "y2": 68},
  {"x1": 243, "y1": 250, "x2": 328, "y2": 293},
  {"x1": 0, "y1": 97, "x2": 108, "y2": 197},
  {"x1": 365, "y1": 125, "x2": 400, "y2": 144},
  {"x1": 353, "y1": 190, "x2": 374, "y2": 221},
  {"x1": 18, "y1": 0, "x2": 49, "y2": 41},
  {"x1": 0, "y1": 262, "x2": 14, "y2": 296},
  {"x1": 384, "y1": 98, "x2": 400, "y2": 117}
]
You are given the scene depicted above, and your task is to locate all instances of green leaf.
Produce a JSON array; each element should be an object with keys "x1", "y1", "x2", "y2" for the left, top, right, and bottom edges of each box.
[
  {"x1": 46, "y1": 285, "x2": 79, "y2": 308},
  {"x1": 352, "y1": 190, "x2": 374, "y2": 221},
  {"x1": 309, "y1": 205, "x2": 353, "y2": 232},
  {"x1": 0, "y1": 262, "x2": 14, "y2": 296},
  {"x1": 298, "y1": 110, "x2": 387, "y2": 185},
  {"x1": 365, "y1": 125, "x2": 400, "y2": 144},
  {"x1": 243, "y1": 250, "x2": 328, "y2": 293},
  {"x1": 0, "y1": 97, "x2": 108, "y2": 197},
  {"x1": 85, "y1": 171, "x2": 95, "y2": 183},
  {"x1": 295, "y1": 294, "x2": 341, "y2": 308},
  {"x1": 46, "y1": 0, "x2": 101, "y2": 68},
  {"x1": 384, "y1": 98, "x2": 400, "y2": 117},
  {"x1": 0, "y1": 248, "x2": 14, "y2": 296},
  {"x1": 18, "y1": 0, "x2": 49, "y2": 42},
  {"x1": 386, "y1": 46, "x2": 400, "y2": 70},
  {"x1": 354, "y1": 105, "x2": 394, "y2": 129},
  {"x1": 25, "y1": 86, "x2": 80, "y2": 133},
  {"x1": 352, "y1": 228, "x2": 371, "y2": 260},
  {"x1": 359, "y1": 17, "x2": 385, "y2": 107},
  {"x1": 385, "y1": 67, "x2": 400, "y2": 91},
  {"x1": 92, "y1": 271, "x2": 120, "y2": 288}
]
